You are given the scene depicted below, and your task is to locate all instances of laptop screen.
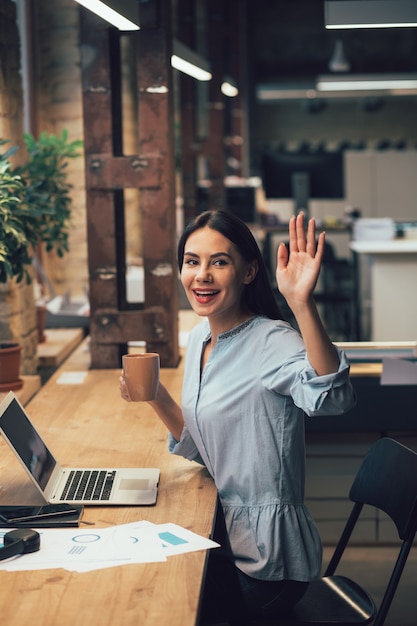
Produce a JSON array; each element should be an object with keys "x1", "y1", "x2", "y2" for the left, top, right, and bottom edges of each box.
[{"x1": 0, "y1": 397, "x2": 57, "y2": 490}]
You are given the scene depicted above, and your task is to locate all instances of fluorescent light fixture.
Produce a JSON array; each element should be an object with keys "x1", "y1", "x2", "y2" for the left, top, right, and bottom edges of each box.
[
  {"x1": 256, "y1": 82, "x2": 318, "y2": 101},
  {"x1": 317, "y1": 74, "x2": 417, "y2": 92},
  {"x1": 221, "y1": 78, "x2": 239, "y2": 97},
  {"x1": 171, "y1": 40, "x2": 212, "y2": 81},
  {"x1": 325, "y1": 0, "x2": 417, "y2": 29},
  {"x1": 257, "y1": 76, "x2": 417, "y2": 101},
  {"x1": 74, "y1": 0, "x2": 140, "y2": 31}
]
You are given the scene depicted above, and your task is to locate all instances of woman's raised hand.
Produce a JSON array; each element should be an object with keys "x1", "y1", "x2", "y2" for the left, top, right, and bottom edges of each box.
[{"x1": 275, "y1": 213, "x2": 325, "y2": 309}]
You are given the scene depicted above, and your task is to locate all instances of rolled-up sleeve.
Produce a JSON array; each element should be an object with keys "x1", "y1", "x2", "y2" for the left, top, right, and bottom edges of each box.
[
  {"x1": 261, "y1": 326, "x2": 356, "y2": 418},
  {"x1": 292, "y1": 348, "x2": 356, "y2": 416},
  {"x1": 168, "y1": 427, "x2": 206, "y2": 466}
]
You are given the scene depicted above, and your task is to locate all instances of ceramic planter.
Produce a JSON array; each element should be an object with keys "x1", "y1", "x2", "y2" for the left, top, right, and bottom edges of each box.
[{"x1": 0, "y1": 342, "x2": 23, "y2": 391}]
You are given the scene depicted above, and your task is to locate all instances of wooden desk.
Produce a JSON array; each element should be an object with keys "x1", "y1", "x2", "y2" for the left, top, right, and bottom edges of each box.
[
  {"x1": 350, "y1": 239, "x2": 417, "y2": 341},
  {"x1": 304, "y1": 342, "x2": 417, "y2": 433},
  {"x1": 37, "y1": 327, "x2": 85, "y2": 367},
  {"x1": 0, "y1": 340, "x2": 217, "y2": 626},
  {"x1": 0, "y1": 375, "x2": 41, "y2": 406}
]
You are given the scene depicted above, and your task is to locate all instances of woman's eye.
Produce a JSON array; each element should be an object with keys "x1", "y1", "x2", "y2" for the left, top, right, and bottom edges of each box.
[
  {"x1": 213, "y1": 259, "x2": 227, "y2": 266},
  {"x1": 184, "y1": 259, "x2": 198, "y2": 266}
]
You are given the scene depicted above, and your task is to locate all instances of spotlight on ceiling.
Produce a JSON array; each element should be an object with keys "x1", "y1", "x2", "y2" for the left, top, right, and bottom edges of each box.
[
  {"x1": 328, "y1": 40, "x2": 350, "y2": 73},
  {"x1": 221, "y1": 77, "x2": 239, "y2": 97}
]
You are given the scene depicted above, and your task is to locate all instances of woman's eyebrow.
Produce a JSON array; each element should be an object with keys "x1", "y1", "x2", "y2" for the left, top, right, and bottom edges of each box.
[
  {"x1": 210, "y1": 251, "x2": 233, "y2": 260},
  {"x1": 183, "y1": 251, "x2": 232, "y2": 259}
]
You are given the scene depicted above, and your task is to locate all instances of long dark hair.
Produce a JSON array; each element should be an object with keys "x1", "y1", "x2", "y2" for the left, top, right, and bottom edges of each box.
[{"x1": 177, "y1": 210, "x2": 285, "y2": 320}]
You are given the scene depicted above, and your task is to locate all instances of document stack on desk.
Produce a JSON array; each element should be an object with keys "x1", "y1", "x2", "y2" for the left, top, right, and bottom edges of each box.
[{"x1": 0, "y1": 520, "x2": 219, "y2": 573}]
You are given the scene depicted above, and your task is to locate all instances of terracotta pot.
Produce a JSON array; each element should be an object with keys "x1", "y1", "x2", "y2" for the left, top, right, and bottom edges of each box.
[{"x1": 0, "y1": 342, "x2": 23, "y2": 391}]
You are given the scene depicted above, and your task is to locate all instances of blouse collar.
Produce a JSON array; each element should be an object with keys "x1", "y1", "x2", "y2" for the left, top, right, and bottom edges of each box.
[{"x1": 203, "y1": 316, "x2": 258, "y2": 344}]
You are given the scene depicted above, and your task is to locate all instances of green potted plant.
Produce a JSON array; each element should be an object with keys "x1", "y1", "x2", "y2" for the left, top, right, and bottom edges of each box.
[
  {"x1": 16, "y1": 130, "x2": 83, "y2": 260},
  {"x1": 0, "y1": 140, "x2": 37, "y2": 389},
  {"x1": 15, "y1": 130, "x2": 83, "y2": 341},
  {"x1": 0, "y1": 140, "x2": 37, "y2": 284},
  {"x1": 0, "y1": 131, "x2": 83, "y2": 285},
  {"x1": 0, "y1": 130, "x2": 83, "y2": 387}
]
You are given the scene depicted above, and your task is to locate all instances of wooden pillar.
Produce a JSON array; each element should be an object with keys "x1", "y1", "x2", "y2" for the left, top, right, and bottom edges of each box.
[{"x1": 79, "y1": 0, "x2": 179, "y2": 368}]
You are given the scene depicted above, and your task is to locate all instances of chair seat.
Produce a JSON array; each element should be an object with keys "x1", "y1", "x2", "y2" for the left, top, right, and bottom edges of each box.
[
  {"x1": 281, "y1": 575, "x2": 377, "y2": 625},
  {"x1": 249, "y1": 576, "x2": 376, "y2": 626}
]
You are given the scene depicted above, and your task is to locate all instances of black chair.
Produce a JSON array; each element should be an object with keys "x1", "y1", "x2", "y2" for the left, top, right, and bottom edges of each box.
[{"x1": 250, "y1": 437, "x2": 417, "y2": 626}]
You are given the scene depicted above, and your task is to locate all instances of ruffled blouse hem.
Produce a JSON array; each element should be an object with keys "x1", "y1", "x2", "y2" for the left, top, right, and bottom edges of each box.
[{"x1": 221, "y1": 501, "x2": 323, "y2": 581}]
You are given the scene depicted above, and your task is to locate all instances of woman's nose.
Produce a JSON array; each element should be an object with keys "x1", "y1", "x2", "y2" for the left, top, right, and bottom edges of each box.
[{"x1": 196, "y1": 264, "x2": 212, "y2": 281}]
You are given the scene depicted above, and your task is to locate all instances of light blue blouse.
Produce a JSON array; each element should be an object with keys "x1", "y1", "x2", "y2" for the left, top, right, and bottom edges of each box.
[{"x1": 168, "y1": 316, "x2": 356, "y2": 582}]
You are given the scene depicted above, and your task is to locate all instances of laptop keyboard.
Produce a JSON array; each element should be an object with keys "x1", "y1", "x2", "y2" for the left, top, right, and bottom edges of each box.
[{"x1": 60, "y1": 470, "x2": 116, "y2": 501}]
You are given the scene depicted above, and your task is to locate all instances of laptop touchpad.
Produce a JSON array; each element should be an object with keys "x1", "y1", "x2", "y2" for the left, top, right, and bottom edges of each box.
[{"x1": 119, "y1": 478, "x2": 152, "y2": 491}]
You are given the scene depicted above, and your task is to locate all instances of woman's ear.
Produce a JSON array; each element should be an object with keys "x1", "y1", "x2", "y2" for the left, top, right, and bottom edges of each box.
[{"x1": 243, "y1": 260, "x2": 258, "y2": 285}]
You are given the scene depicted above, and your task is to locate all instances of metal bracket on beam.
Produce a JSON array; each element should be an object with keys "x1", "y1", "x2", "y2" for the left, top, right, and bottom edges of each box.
[
  {"x1": 91, "y1": 307, "x2": 169, "y2": 344},
  {"x1": 86, "y1": 154, "x2": 162, "y2": 189}
]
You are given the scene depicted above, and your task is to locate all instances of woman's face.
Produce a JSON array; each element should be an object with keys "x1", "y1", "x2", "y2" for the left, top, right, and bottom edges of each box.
[{"x1": 180, "y1": 226, "x2": 257, "y2": 325}]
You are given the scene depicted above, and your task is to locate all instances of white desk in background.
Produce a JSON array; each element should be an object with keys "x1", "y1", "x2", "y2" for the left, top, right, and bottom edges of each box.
[{"x1": 350, "y1": 239, "x2": 417, "y2": 341}]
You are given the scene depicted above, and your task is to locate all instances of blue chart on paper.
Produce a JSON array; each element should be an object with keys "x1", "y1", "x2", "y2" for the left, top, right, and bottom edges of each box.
[{"x1": 159, "y1": 531, "x2": 188, "y2": 547}]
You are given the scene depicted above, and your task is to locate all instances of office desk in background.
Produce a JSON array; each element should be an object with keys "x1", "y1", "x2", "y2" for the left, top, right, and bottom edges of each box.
[
  {"x1": 351, "y1": 239, "x2": 417, "y2": 341},
  {"x1": 0, "y1": 340, "x2": 217, "y2": 626},
  {"x1": 306, "y1": 341, "x2": 417, "y2": 543},
  {"x1": 306, "y1": 341, "x2": 417, "y2": 433}
]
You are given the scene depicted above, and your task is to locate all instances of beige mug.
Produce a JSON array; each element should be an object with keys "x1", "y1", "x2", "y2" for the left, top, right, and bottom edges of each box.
[{"x1": 122, "y1": 353, "x2": 160, "y2": 401}]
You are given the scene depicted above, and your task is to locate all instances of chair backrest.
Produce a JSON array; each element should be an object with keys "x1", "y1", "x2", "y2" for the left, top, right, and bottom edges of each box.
[{"x1": 349, "y1": 437, "x2": 417, "y2": 540}]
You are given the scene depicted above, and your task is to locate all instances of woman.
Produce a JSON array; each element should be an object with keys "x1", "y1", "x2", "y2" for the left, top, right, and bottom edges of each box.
[{"x1": 120, "y1": 210, "x2": 355, "y2": 625}]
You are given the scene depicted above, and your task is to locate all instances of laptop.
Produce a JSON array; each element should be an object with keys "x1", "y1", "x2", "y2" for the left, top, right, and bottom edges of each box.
[{"x1": 0, "y1": 392, "x2": 160, "y2": 506}]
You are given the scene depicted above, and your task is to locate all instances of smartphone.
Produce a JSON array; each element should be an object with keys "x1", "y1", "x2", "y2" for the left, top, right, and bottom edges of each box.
[{"x1": 0, "y1": 504, "x2": 82, "y2": 524}]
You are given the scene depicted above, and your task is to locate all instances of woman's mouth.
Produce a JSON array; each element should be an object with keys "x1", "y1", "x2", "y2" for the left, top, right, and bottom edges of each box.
[{"x1": 193, "y1": 289, "x2": 220, "y2": 304}]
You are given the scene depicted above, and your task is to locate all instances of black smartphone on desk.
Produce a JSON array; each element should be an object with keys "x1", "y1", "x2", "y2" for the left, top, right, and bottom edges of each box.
[{"x1": 0, "y1": 504, "x2": 84, "y2": 527}]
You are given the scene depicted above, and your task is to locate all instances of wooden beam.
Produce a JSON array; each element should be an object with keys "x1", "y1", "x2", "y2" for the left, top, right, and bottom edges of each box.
[
  {"x1": 86, "y1": 154, "x2": 162, "y2": 189},
  {"x1": 80, "y1": 1, "x2": 179, "y2": 368}
]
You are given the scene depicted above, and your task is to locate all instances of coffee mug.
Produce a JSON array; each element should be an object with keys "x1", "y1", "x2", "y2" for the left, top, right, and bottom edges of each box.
[{"x1": 122, "y1": 353, "x2": 160, "y2": 402}]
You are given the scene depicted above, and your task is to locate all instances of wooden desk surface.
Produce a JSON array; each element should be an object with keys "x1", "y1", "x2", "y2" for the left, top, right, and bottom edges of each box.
[
  {"x1": 37, "y1": 327, "x2": 85, "y2": 367},
  {"x1": 0, "y1": 375, "x2": 41, "y2": 406},
  {"x1": 0, "y1": 340, "x2": 217, "y2": 626},
  {"x1": 350, "y1": 362, "x2": 382, "y2": 377}
]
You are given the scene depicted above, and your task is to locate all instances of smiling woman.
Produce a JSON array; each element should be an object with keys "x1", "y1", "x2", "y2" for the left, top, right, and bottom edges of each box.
[
  {"x1": 180, "y1": 227, "x2": 258, "y2": 339},
  {"x1": 120, "y1": 209, "x2": 355, "y2": 624},
  {"x1": 177, "y1": 209, "x2": 283, "y2": 327}
]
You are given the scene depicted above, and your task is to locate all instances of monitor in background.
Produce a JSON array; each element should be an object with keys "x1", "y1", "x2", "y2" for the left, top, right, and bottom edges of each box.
[
  {"x1": 261, "y1": 150, "x2": 345, "y2": 210},
  {"x1": 226, "y1": 186, "x2": 257, "y2": 223},
  {"x1": 197, "y1": 185, "x2": 257, "y2": 223}
]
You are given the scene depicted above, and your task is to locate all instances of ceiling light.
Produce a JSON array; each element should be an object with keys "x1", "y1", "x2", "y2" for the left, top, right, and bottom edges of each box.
[
  {"x1": 74, "y1": 0, "x2": 140, "y2": 30},
  {"x1": 145, "y1": 85, "x2": 169, "y2": 94},
  {"x1": 317, "y1": 74, "x2": 417, "y2": 92},
  {"x1": 256, "y1": 82, "x2": 317, "y2": 101},
  {"x1": 328, "y1": 40, "x2": 350, "y2": 72},
  {"x1": 221, "y1": 78, "x2": 239, "y2": 97},
  {"x1": 325, "y1": 0, "x2": 417, "y2": 29},
  {"x1": 171, "y1": 40, "x2": 212, "y2": 81}
]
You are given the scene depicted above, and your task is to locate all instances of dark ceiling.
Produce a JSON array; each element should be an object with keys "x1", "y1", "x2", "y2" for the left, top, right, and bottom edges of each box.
[{"x1": 249, "y1": 0, "x2": 417, "y2": 82}]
